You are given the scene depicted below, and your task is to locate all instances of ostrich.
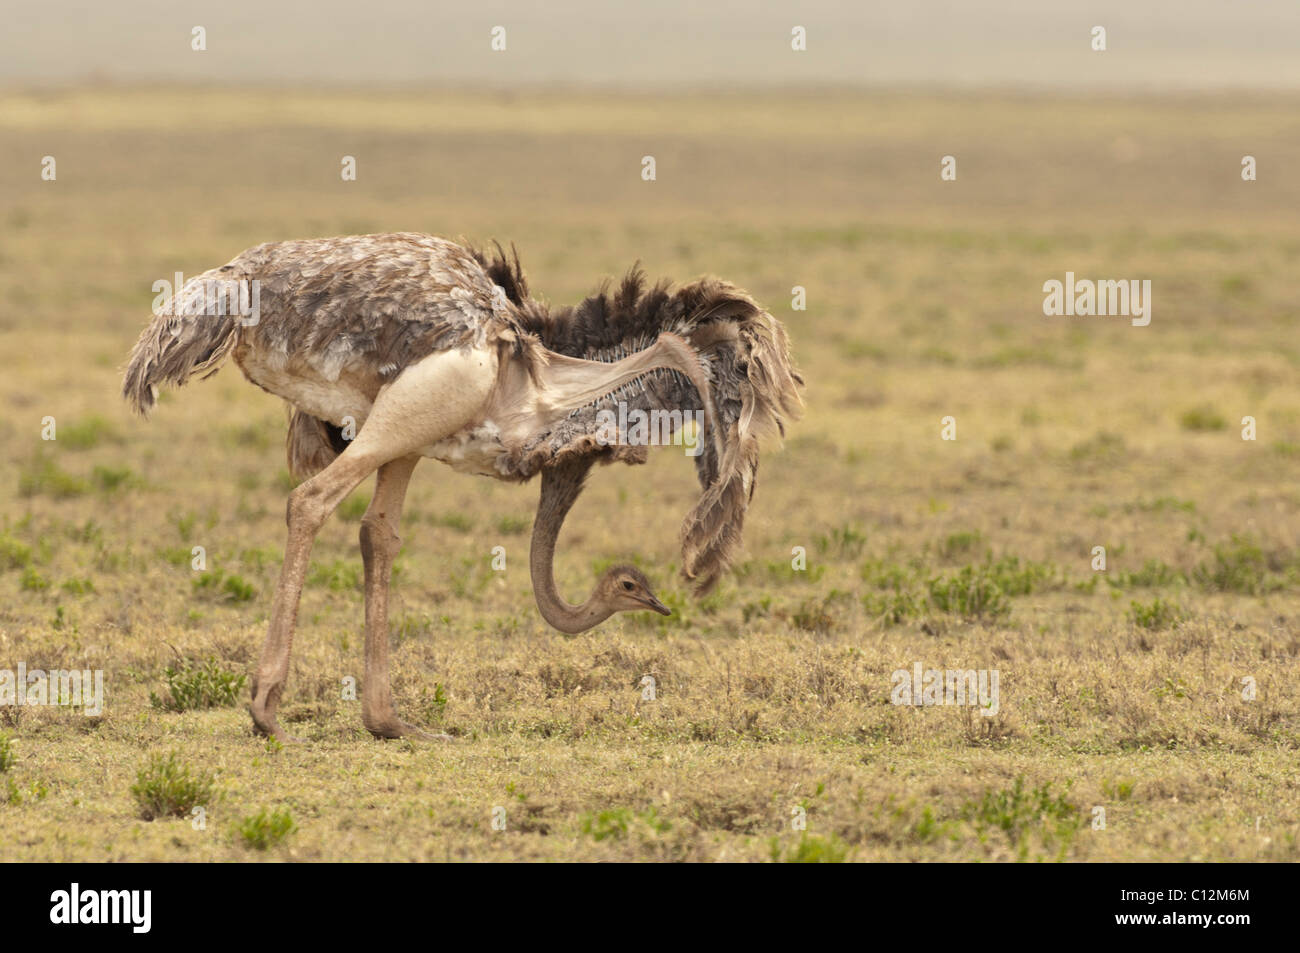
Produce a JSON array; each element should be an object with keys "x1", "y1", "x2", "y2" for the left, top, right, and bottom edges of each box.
[{"x1": 122, "y1": 233, "x2": 802, "y2": 741}]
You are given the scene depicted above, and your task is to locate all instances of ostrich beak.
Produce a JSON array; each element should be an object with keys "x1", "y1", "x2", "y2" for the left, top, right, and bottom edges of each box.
[{"x1": 644, "y1": 595, "x2": 671, "y2": 616}]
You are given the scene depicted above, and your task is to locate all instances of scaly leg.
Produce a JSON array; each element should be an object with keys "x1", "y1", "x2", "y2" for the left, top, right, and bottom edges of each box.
[
  {"x1": 359, "y1": 454, "x2": 447, "y2": 739},
  {"x1": 249, "y1": 344, "x2": 499, "y2": 741},
  {"x1": 250, "y1": 449, "x2": 380, "y2": 740}
]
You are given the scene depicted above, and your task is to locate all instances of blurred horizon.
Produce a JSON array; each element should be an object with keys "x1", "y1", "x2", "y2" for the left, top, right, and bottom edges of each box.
[{"x1": 4, "y1": 0, "x2": 1300, "y2": 93}]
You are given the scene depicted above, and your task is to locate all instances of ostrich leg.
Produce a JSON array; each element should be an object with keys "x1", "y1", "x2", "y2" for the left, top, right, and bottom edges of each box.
[
  {"x1": 249, "y1": 344, "x2": 500, "y2": 740},
  {"x1": 249, "y1": 447, "x2": 380, "y2": 740},
  {"x1": 359, "y1": 454, "x2": 447, "y2": 740}
]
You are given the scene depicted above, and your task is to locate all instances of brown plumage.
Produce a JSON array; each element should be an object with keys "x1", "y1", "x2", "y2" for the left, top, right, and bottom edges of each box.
[
  {"x1": 122, "y1": 233, "x2": 802, "y2": 741},
  {"x1": 124, "y1": 232, "x2": 529, "y2": 411}
]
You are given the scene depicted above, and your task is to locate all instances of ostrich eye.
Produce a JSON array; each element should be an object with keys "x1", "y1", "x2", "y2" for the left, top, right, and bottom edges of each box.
[{"x1": 621, "y1": 580, "x2": 635, "y2": 591}]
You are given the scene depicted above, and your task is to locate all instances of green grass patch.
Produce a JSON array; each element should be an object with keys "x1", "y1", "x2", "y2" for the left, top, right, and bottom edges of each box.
[
  {"x1": 192, "y1": 569, "x2": 257, "y2": 603},
  {"x1": 236, "y1": 807, "x2": 298, "y2": 851},
  {"x1": 1129, "y1": 597, "x2": 1183, "y2": 630},
  {"x1": 1106, "y1": 559, "x2": 1186, "y2": 590},
  {"x1": 130, "y1": 752, "x2": 216, "y2": 821},
  {"x1": 578, "y1": 806, "x2": 670, "y2": 841},
  {"x1": 769, "y1": 833, "x2": 850, "y2": 863},
  {"x1": 308, "y1": 559, "x2": 361, "y2": 592},
  {"x1": 1180, "y1": 405, "x2": 1229, "y2": 432},
  {"x1": 0, "y1": 534, "x2": 33, "y2": 570},
  {"x1": 91, "y1": 465, "x2": 141, "y2": 493},
  {"x1": 149, "y1": 657, "x2": 248, "y2": 712},
  {"x1": 495, "y1": 515, "x2": 530, "y2": 535},
  {"x1": 929, "y1": 566, "x2": 1011, "y2": 621},
  {"x1": 962, "y1": 777, "x2": 1084, "y2": 861},
  {"x1": 18, "y1": 456, "x2": 90, "y2": 499},
  {"x1": 59, "y1": 577, "x2": 96, "y2": 595},
  {"x1": 815, "y1": 524, "x2": 868, "y2": 558},
  {"x1": 1068, "y1": 431, "x2": 1127, "y2": 463},
  {"x1": 428, "y1": 512, "x2": 475, "y2": 533},
  {"x1": 59, "y1": 415, "x2": 119, "y2": 450},
  {"x1": 337, "y1": 493, "x2": 370, "y2": 522},
  {"x1": 861, "y1": 554, "x2": 1059, "y2": 625},
  {"x1": 1193, "y1": 535, "x2": 1288, "y2": 595},
  {"x1": 939, "y1": 530, "x2": 985, "y2": 560}
]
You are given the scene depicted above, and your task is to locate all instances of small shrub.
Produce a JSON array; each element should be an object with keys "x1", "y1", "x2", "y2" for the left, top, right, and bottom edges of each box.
[
  {"x1": 192, "y1": 569, "x2": 257, "y2": 603},
  {"x1": 579, "y1": 807, "x2": 633, "y2": 841},
  {"x1": 91, "y1": 465, "x2": 139, "y2": 493},
  {"x1": 495, "y1": 515, "x2": 530, "y2": 535},
  {"x1": 963, "y1": 777, "x2": 1083, "y2": 860},
  {"x1": 308, "y1": 559, "x2": 361, "y2": 592},
  {"x1": 60, "y1": 415, "x2": 118, "y2": 450},
  {"x1": 1180, "y1": 405, "x2": 1228, "y2": 432},
  {"x1": 928, "y1": 566, "x2": 1010, "y2": 621},
  {"x1": 862, "y1": 588, "x2": 923, "y2": 626},
  {"x1": 0, "y1": 535, "x2": 32, "y2": 570},
  {"x1": 984, "y1": 555, "x2": 1059, "y2": 596},
  {"x1": 18, "y1": 456, "x2": 90, "y2": 498},
  {"x1": 237, "y1": 807, "x2": 297, "y2": 850},
  {"x1": 816, "y1": 524, "x2": 867, "y2": 558},
  {"x1": 150, "y1": 657, "x2": 248, "y2": 712},
  {"x1": 790, "y1": 597, "x2": 835, "y2": 634},
  {"x1": 1068, "y1": 431, "x2": 1126, "y2": 463},
  {"x1": 159, "y1": 545, "x2": 193, "y2": 567},
  {"x1": 1106, "y1": 559, "x2": 1185, "y2": 590},
  {"x1": 0, "y1": 734, "x2": 14, "y2": 773},
  {"x1": 860, "y1": 557, "x2": 921, "y2": 592},
  {"x1": 419, "y1": 683, "x2": 449, "y2": 723},
  {"x1": 1193, "y1": 536, "x2": 1282, "y2": 595},
  {"x1": 939, "y1": 530, "x2": 985, "y2": 560},
  {"x1": 60, "y1": 577, "x2": 96, "y2": 595},
  {"x1": 1101, "y1": 778, "x2": 1136, "y2": 801},
  {"x1": 20, "y1": 567, "x2": 49, "y2": 592},
  {"x1": 579, "y1": 807, "x2": 669, "y2": 841},
  {"x1": 769, "y1": 833, "x2": 850, "y2": 863},
  {"x1": 1153, "y1": 677, "x2": 1189, "y2": 700},
  {"x1": 238, "y1": 546, "x2": 281, "y2": 571},
  {"x1": 741, "y1": 596, "x2": 772, "y2": 624},
  {"x1": 131, "y1": 752, "x2": 215, "y2": 820},
  {"x1": 1129, "y1": 598, "x2": 1182, "y2": 630}
]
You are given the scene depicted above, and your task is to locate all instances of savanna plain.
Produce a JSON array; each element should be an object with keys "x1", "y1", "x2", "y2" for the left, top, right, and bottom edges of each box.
[{"x1": 0, "y1": 87, "x2": 1298, "y2": 861}]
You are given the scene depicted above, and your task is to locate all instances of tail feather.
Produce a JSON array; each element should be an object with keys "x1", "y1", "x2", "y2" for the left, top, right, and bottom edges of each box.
[
  {"x1": 121, "y1": 268, "x2": 245, "y2": 416},
  {"x1": 678, "y1": 294, "x2": 804, "y2": 594},
  {"x1": 678, "y1": 428, "x2": 760, "y2": 593}
]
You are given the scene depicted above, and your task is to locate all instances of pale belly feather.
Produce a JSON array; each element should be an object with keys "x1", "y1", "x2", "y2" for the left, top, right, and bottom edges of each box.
[{"x1": 236, "y1": 349, "x2": 375, "y2": 429}]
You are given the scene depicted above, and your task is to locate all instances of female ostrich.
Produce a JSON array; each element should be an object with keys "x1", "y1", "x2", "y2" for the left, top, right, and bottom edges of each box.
[{"x1": 123, "y1": 233, "x2": 802, "y2": 741}]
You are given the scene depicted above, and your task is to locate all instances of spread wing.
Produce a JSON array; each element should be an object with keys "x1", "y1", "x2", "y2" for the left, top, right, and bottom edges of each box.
[{"x1": 481, "y1": 251, "x2": 804, "y2": 594}]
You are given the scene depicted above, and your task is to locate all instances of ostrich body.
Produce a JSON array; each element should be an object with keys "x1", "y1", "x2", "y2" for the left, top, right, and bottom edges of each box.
[{"x1": 123, "y1": 233, "x2": 802, "y2": 740}]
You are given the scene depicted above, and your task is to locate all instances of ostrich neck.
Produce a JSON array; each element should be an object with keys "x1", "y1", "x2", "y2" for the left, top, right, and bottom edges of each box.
[{"x1": 529, "y1": 458, "x2": 611, "y2": 634}]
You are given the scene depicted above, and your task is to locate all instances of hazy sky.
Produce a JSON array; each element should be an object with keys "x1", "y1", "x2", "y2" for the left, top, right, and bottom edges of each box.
[{"x1": 3, "y1": 0, "x2": 1299, "y2": 90}]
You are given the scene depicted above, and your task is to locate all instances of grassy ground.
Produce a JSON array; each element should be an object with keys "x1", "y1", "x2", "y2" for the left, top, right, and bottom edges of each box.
[{"x1": 0, "y1": 86, "x2": 1298, "y2": 861}]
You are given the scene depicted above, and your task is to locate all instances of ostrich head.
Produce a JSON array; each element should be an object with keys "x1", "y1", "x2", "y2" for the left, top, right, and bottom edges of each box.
[
  {"x1": 528, "y1": 456, "x2": 670, "y2": 633},
  {"x1": 593, "y1": 565, "x2": 671, "y2": 621}
]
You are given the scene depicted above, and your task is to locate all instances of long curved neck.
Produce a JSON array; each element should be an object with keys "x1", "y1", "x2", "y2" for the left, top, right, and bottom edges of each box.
[{"x1": 530, "y1": 458, "x2": 612, "y2": 634}]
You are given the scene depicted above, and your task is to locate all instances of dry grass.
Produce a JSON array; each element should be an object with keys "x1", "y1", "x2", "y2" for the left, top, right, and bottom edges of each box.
[{"x1": 0, "y1": 87, "x2": 1298, "y2": 860}]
